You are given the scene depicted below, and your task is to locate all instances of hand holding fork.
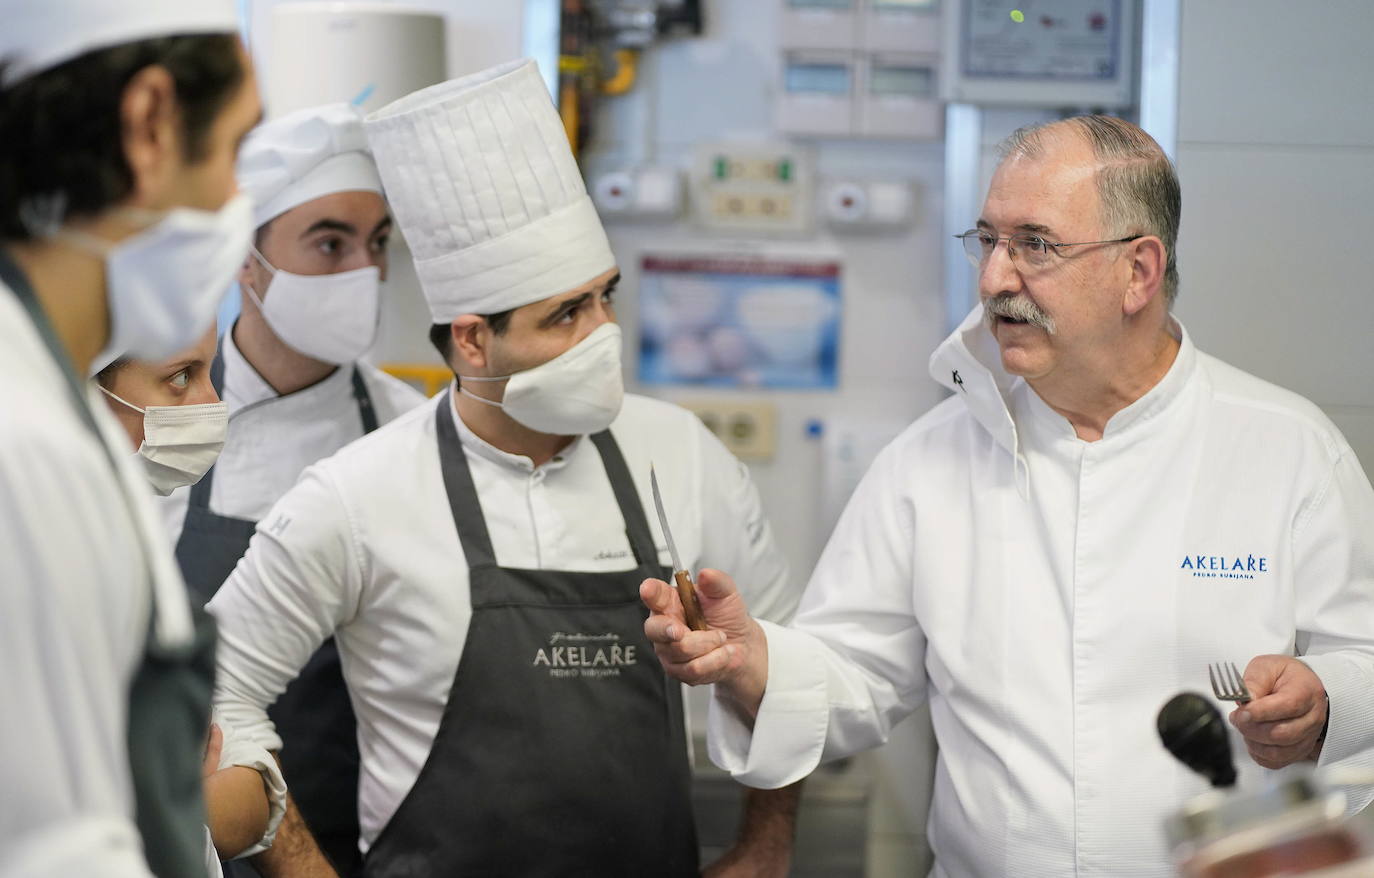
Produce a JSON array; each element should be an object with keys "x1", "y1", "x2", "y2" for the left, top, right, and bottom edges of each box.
[{"x1": 1210, "y1": 656, "x2": 1329, "y2": 770}]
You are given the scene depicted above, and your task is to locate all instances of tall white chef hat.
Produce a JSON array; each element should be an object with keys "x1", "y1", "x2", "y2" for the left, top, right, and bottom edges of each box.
[
  {"x1": 0, "y1": 0, "x2": 239, "y2": 87},
  {"x1": 237, "y1": 103, "x2": 384, "y2": 227},
  {"x1": 364, "y1": 58, "x2": 615, "y2": 323}
]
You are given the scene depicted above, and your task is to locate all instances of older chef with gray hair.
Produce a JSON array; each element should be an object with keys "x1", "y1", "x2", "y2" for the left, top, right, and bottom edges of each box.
[
  {"x1": 643, "y1": 115, "x2": 1374, "y2": 877},
  {"x1": 208, "y1": 58, "x2": 804, "y2": 876},
  {"x1": 159, "y1": 101, "x2": 425, "y2": 878},
  {"x1": 0, "y1": 1, "x2": 262, "y2": 875}
]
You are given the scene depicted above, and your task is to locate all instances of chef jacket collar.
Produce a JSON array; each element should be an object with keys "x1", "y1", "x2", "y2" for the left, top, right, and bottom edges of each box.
[
  {"x1": 929, "y1": 303, "x2": 1022, "y2": 460},
  {"x1": 934, "y1": 305, "x2": 1196, "y2": 450},
  {"x1": 1095, "y1": 317, "x2": 1193, "y2": 441},
  {"x1": 1005, "y1": 317, "x2": 1193, "y2": 453},
  {"x1": 222, "y1": 325, "x2": 276, "y2": 411},
  {"x1": 221, "y1": 324, "x2": 357, "y2": 415},
  {"x1": 444, "y1": 380, "x2": 583, "y2": 474}
]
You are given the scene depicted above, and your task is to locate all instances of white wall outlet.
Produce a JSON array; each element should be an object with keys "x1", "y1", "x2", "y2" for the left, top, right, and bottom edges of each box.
[
  {"x1": 692, "y1": 143, "x2": 814, "y2": 235},
  {"x1": 593, "y1": 167, "x2": 684, "y2": 220},
  {"x1": 681, "y1": 400, "x2": 778, "y2": 461},
  {"x1": 821, "y1": 178, "x2": 917, "y2": 230}
]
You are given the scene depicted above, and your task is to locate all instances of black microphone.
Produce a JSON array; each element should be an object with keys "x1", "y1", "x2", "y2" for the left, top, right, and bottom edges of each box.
[{"x1": 1157, "y1": 692, "x2": 1237, "y2": 788}]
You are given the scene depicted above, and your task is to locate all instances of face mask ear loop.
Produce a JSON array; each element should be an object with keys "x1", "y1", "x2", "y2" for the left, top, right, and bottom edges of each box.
[
  {"x1": 52, "y1": 206, "x2": 167, "y2": 256},
  {"x1": 457, "y1": 385, "x2": 504, "y2": 409},
  {"x1": 243, "y1": 246, "x2": 277, "y2": 313},
  {"x1": 51, "y1": 226, "x2": 115, "y2": 258},
  {"x1": 98, "y1": 384, "x2": 147, "y2": 415}
]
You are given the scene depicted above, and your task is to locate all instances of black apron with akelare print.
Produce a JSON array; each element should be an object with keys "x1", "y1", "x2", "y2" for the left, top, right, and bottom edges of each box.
[
  {"x1": 175, "y1": 345, "x2": 378, "y2": 877},
  {"x1": 363, "y1": 391, "x2": 698, "y2": 877}
]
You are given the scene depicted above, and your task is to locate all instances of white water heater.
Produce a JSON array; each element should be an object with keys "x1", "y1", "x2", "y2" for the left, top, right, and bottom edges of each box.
[{"x1": 265, "y1": 2, "x2": 447, "y2": 118}]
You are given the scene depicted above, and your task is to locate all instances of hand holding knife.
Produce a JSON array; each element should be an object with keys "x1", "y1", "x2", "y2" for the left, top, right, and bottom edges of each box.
[{"x1": 650, "y1": 465, "x2": 709, "y2": 632}]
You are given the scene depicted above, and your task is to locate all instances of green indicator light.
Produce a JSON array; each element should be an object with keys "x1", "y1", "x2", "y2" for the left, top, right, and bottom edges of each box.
[
  {"x1": 1010, "y1": 9, "x2": 1024, "y2": 22},
  {"x1": 778, "y1": 159, "x2": 792, "y2": 181},
  {"x1": 714, "y1": 157, "x2": 728, "y2": 179}
]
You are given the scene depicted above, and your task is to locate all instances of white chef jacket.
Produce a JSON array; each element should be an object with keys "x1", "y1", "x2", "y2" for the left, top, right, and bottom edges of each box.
[
  {"x1": 159, "y1": 328, "x2": 427, "y2": 545},
  {"x1": 0, "y1": 283, "x2": 198, "y2": 876},
  {"x1": 710, "y1": 305, "x2": 1374, "y2": 878},
  {"x1": 208, "y1": 389, "x2": 798, "y2": 850}
]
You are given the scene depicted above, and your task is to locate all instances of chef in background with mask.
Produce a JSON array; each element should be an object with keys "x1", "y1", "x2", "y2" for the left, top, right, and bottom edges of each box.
[
  {"x1": 97, "y1": 327, "x2": 227, "y2": 496},
  {"x1": 95, "y1": 333, "x2": 289, "y2": 874},
  {"x1": 158, "y1": 102, "x2": 426, "y2": 878},
  {"x1": 209, "y1": 59, "x2": 803, "y2": 877},
  {"x1": 0, "y1": 2, "x2": 262, "y2": 875}
]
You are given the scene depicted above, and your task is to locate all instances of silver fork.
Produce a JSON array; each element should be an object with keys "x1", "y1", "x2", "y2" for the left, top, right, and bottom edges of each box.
[{"x1": 1208, "y1": 662, "x2": 1252, "y2": 704}]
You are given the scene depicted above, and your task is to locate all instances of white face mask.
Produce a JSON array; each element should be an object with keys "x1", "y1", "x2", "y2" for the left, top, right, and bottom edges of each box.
[
  {"x1": 100, "y1": 387, "x2": 229, "y2": 496},
  {"x1": 59, "y1": 194, "x2": 255, "y2": 364},
  {"x1": 245, "y1": 248, "x2": 382, "y2": 365},
  {"x1": 459, "y1": 323, "x2": 625, "y2": 436}
]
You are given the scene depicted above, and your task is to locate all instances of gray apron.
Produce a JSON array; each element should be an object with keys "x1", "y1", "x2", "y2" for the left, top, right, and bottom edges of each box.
[
  {"x1": 363, "y1": 391, "x2": 698, "y2": 877},
  {"x1": 0, "y1": 250, "x2": 214, "y2": 878},
  {"x1": 174, "y1": 344, "x2": 377, "y2": 876}
]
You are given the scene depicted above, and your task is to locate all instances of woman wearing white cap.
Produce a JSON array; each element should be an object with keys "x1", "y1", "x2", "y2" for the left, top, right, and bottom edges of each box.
[
  {"x1": 156, "y1": 102, "x2": 425, "y2": 877},
  {"x1": 0, "y1": 3, "x2": 262, "y2": 876},
  {"x1": 207, "y1": 58, "x2": 804, "y2": 877},
  {"x1": 95, "y1": 334, "x2": 290, "y2": 875}
]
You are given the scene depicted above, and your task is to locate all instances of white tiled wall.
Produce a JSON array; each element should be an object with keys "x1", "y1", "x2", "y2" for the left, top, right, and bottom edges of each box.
[{"x1": 1172, "y1": 0, "x2": 1374, "y2": 474}]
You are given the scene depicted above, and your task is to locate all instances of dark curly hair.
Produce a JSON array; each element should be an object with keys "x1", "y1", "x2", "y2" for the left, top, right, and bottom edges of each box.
[{"x1": 0, "y1": 33, "x2": 245, "y2": 241}]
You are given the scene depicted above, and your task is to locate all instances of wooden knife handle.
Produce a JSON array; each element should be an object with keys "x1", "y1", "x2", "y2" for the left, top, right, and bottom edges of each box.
[{"x1": 673, "y1": 570, "x2": 709, "y2": 632}]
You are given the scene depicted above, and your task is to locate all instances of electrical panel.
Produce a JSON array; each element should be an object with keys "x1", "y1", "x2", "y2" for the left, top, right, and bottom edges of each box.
[
  {"x1": 858, "y1": 54, "x2": 942, "y2": 138},
  {"x1": 940, "y1": 0, "x2": 1137, "y2": 108},
  {"x1": 776, "y1": 0, "x2": 942, "y2": 140},
  {"x1": 690, "y1": 144, "x2": 815, "y2": 235},
  {"x1": 862, "y1": 0, "x2": 941, "y2": 54},
  {"x1": 778, "y1": 51, "x2": 857, "y2": 137},
  {"x1": 780, "y1": 0, "x2": 859, "y2": 52}
]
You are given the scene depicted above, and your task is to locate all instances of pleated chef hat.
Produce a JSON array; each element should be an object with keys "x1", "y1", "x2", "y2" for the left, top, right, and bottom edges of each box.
[
  {"x1": 364, "y1": 59, "x2": 616, "y2": 323},
  {"x1": 237, "y1": 103, "x2": 384, "y2": 227},
  {"x1": 1, "y1": 0, "x2": 239, "y2": 87}
]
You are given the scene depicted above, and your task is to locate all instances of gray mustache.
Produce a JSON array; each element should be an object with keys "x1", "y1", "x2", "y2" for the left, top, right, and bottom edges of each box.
[{"x1": 984, "y1": 295, "x2": 1056, "y2": 334}]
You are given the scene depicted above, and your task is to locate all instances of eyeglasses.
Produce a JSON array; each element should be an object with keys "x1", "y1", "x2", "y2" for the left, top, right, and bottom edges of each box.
[{"x1": 955, "y1": 229, "x2": 1143, "y2": 271}]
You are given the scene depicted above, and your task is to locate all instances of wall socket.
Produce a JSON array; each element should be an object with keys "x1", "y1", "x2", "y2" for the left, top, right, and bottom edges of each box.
[
  {"x1": 681, "y1": 400, "x2": 777, "y2": 461},
  {"x1": 692, "y1": 142, "x2": 813, "y2": 235}
]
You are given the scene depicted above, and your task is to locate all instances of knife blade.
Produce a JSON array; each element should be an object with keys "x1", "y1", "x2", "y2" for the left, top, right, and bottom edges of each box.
[{"x1": 649, "y1": 464, "x2": 709, "y2": 631}]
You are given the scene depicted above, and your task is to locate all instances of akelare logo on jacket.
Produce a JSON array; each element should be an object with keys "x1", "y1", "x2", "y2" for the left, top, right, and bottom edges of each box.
[{"x1": 1179, "y1": 553, "x2": 1270, "y2": 580}]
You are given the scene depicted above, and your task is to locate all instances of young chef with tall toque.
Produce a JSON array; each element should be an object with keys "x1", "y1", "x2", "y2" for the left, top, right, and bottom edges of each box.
[
  {"x1": 159, "y1": 102, "x2": 426, "y2": 877},
  {"x1": 207, "y1": 58, "x2": 805, "y2": 876},
  {"x1": 0, "y1": 1, "x2": 263, "y2": 874}
]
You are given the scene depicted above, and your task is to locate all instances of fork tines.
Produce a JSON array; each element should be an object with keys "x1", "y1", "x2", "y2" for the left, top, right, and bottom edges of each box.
[{"x1": 1208, "y1": 661, "x2": 1252, "y2": 704}]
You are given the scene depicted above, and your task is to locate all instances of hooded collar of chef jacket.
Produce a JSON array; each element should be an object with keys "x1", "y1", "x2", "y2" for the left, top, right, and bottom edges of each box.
[
  {"x1": 443, "y1": 380, "x2": 586, "y2": 474},
  {"x1": 930, "y1": 302, "x2": 1197, "y2": 497}
]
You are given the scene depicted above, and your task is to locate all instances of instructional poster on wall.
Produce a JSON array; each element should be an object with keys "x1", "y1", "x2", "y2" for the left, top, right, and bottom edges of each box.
[{"x1": 638, "y1": 254, "x2": 842, "y2": 389}]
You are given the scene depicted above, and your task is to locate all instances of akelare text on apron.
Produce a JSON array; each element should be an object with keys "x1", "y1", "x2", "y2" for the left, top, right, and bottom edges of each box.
[{"x1": 533, "y1": 631, "x2": 638, "y2": 679}]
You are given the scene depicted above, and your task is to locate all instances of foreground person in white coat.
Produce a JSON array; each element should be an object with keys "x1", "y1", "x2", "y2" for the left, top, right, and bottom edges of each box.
[
  {"x1": 209, "y1": 59, "x2": 803, "y2": 877},
  {"x1": 0, "y1": 3, "x2": 262, "y2": 876},
  {"x1": 159, "y1": 103, "x2": 425, "y2": 878},
  {"x1": 643, "y1": 115, "x2": 1374, "y2": 877}
]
